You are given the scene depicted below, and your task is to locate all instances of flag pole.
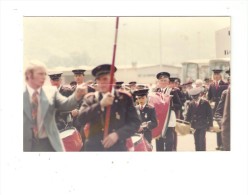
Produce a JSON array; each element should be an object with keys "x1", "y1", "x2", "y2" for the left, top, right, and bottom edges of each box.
[{"x1": 104, "y1": 16, "x2": 119, "y2": 138}]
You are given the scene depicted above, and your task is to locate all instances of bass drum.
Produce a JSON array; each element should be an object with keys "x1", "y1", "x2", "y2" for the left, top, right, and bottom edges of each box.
[
  {"x1": 148, "y1": 92, "x2": 171, "y2": 139},
  {"x1": 60, "y1": 127, "x2": 83, "y2": 152},
  {"x1": 126, "y1": 134, "x2": 152, "y2": 152}
]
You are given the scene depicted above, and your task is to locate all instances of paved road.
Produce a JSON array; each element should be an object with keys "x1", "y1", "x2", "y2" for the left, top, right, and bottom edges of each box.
[{"x1": 151, "y1": 131, "x2": 220, "y2": 152}]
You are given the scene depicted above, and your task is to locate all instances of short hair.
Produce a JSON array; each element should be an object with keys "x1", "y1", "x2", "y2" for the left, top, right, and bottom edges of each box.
[{"x1": 25, "y1": 60, "x2": 47, "y2": 81}]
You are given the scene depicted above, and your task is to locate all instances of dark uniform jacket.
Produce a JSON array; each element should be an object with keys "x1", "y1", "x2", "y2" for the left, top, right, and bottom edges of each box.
[
  {"x1": 185, "y1": 99, "x2": 213, "y2": 130},
  {"x1": 208, "y1": 80, "x2": 228, "y2": 112},
  {"x1": 72, "y1": 84, "x2": 95, "y2": 128},
  {"x1": 77, "y1": 90, "x2": 141, "y2": 151},
  {"x1": 136, "y1": 104, "x2": 158, "y2": 143},
  {"x1": 56, "y1": 85, "x2": 74, "y2": 131}
]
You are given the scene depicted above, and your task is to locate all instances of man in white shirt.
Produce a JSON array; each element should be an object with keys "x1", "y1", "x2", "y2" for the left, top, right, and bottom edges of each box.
[{"x1": 23, "y1": 60, "x2": 87, "y2": 151}]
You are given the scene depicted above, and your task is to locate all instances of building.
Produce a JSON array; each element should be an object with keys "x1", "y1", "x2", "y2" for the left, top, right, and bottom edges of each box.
[
  {"x1": 215, "y1": 26, "x2": 231, "y2": 58},
  {"x1": 46, "y1": 64, "x2": 182, "y2": 86}
]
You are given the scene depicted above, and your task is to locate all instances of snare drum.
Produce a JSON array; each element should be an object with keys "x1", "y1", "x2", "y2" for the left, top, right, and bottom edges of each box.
[
  {"x1": 126, "y1": 134, "x2": 152, "y2": 152},
  {"x1": 175, "y1": 119, "x2": 192, "y2": 135},
  {"x1": 60, "y1": 128, "x2": 83, "y2": 151}
]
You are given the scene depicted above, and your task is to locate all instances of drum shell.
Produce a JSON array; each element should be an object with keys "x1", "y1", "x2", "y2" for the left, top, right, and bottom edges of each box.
[
  {"x1": 126, "y1": 134, "x2": 152, "y2": 152},
  {"x1": 60, "y1": 128, "x2": 83, "y2": 151}
]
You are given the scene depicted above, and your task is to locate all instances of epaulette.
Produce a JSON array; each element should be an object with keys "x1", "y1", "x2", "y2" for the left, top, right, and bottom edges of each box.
[{"x1": 147, "y1": 104, "x2": 155, "y2": 109}]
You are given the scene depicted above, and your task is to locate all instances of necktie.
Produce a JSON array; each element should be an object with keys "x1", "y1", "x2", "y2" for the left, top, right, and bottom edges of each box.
[
  {"x1": 140, "y1": 105, "x2": 144, "y2": 110},
  {"x1": 215, "y1": 82, "x2": 219, "y2": 90},
  {"x1": 31, "y1": 90, "x2": 39, "y2": 139}
]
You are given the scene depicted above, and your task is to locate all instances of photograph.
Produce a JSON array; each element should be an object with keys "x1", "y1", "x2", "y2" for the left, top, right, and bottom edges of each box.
[
  {"x1": 1, "y1": 1, "x2": 247, "y2": 195},
  {"x1": 23, "y1": 16, "x2": 230, "y2": 152}
]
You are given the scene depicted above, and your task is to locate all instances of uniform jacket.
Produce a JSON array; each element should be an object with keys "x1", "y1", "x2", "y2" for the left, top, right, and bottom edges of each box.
[
  {"x1": 77, "y1": 90, "x2": 141, "y2": 151},
  {"x1": 56, "y1": 85, "x2": 75, "y2": 130},
  {"x1": 185, "y1": 99, "x2": 213, "y2": 130},
  {"x1": 23, "y1": 86, "x2": 79, "y2": 151},
  {"x1": 136, "y1": 104, "x2": 158, "y2": 143},
  {"x1": 136, "y1": 104, "x2": 158, "y2": 132}
]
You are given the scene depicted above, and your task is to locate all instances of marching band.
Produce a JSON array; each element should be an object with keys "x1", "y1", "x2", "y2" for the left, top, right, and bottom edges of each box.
[{"x1": 23, "y1": 60, "x2": 231, "y2": 152}]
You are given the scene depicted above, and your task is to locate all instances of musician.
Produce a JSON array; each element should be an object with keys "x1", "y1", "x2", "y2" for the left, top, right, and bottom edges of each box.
[
  {"x1": 71, "y1": 69, "x2": 95, "y2": 146},
  {"x1": 115, "y1": 81, "x2": 124, "y2": 90},
  {"x1": 185, "y1": 87, "x2": 213, "y2": 151},
  {"x1": 48, "y1": 73, "x2": 74, "y2": 131},
  {"x1": 155, "y1": 72, "x2": 182, "y2": 151},
  {"x1": 48, "y1": 72, "x2": 74, "y2": 97},
  {"x1": 129, "y1": 81, "x2": 137, "y2": 102},
  {"x1": 134, "y1": 88, "x2": 158, "y2": 144},
  {"x1": 23, "y1": 60, "x2": 87, "y2": 151},
  {"x1": 208, "y1": 69, "x2": 228, "y2": 150},
  {"x1": 180, "y1": 81, "x2": 193, "y2": 120},
  {"x1": 169, "y1": 77, "x2": 184, "y2": 150},
  {"x1": 76, "y1": 64, "x2": 141, "y2": 151}
]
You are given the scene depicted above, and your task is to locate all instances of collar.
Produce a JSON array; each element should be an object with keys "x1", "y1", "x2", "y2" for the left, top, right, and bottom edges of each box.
[
  {"x1": 140, "y1": 103, "x2": 147, "y2": 109},
  {"x1": 26, "y1": 84, "x2": 41, "y2": 96}
]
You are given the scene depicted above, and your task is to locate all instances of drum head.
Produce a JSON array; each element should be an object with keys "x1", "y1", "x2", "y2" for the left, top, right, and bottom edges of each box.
[
  {"x1": 131, "y1": 134, "x2": 142, "y2": 143},
  {"x1": 60, "y1": 129, "x2": 75, "y2": 139}
]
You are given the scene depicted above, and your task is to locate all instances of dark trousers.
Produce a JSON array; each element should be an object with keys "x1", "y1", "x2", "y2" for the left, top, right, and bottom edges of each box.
[
  {"x1": 194, "y1": 129, "x2": 206, "y2": 151},
  {"x1": 216, "y1": 132, "x2": 223, "y2": 147},
  {"x1": 156, "y1": 127, "x2": 174, "y2": 151},
  {"x1": 31, "y1": 137, "x2": 55, "y2": 152},
  {"x1": 173, "y1": 129, "x2": 177, "y2": 151}
]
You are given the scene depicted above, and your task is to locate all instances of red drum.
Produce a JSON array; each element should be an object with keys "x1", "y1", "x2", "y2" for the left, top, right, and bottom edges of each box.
[
  {"x1": 148, "y1": 92, "x2": 171, "y2": 139},
  {"x1": 126, "y1": 134, "x2": 152, "y2": 152},
  {"x1": 60, "y1": 128, "x2": 83, "y2": 152}
]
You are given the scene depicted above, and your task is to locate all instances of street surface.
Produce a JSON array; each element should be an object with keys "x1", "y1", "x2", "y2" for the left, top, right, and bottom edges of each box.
[{"x1": 151, "y1": 131, "x2": 219, "y2": 152}]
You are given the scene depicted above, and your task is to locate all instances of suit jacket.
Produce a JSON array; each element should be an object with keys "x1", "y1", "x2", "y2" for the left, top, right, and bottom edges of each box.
[
  {"x1": 208, "y1": 80, "x2": 228, "y2": 103},
  {"x1": 222, "y1": 87, "x2": 230, "y2": 150},
  {"x1": 185, "y1": 99, "x2": 213, "y2": 130},
  {"x1": 77, "y1": 90, "x2": 141, "y2": 151},
  {"x1": 23, "y1": 86, "x2": 79, "y2": 151},
  {"x1": 214, "y1": 89, "x2": 228, "y2": 122}
]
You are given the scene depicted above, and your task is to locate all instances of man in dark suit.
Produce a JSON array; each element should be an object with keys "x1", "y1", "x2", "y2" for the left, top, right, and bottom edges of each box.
[
  {"x1": 214, "y1": 69, "x2": 231, "y2": 151},
  {"x1": 154, "y1": 72, "x2": 182, "y2": 151},
  {"x1": 208, "y1": 69, "x2": 228, "y2": 150},
  {"x1": 76, "y1": 64, "x2": 141, "y2": 151},
  {"x1": 185, "y1": 87, "x2": 213, "y2": 151},
  {"x1": 23, "y1": 60, "x2": 87, "y2": 152},
  {"x1": 222, "y1": 86, "x2": 230, "y2": 151},
  {"x1": 134, "y1": 88, "x2": 158, "y2": 144}
]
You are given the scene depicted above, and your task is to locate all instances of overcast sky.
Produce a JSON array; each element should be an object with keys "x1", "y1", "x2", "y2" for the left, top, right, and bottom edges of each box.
[{"x1": 23, "y1": 16, "x2": 230, "y2": 68}]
